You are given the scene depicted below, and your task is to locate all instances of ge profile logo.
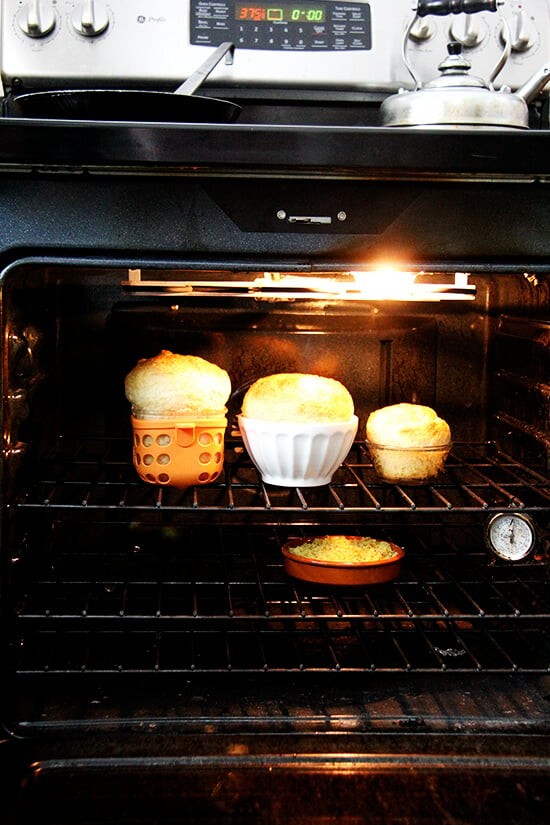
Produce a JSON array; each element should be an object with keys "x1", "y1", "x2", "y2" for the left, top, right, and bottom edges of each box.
[{"x1": 137, "y1": 15, "x2": 167, "y2": 23}]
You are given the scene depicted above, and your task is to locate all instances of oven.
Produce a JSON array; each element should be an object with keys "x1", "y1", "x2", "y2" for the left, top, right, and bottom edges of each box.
[{"x1": 0, "y1": 1, "x2": 549, "y2": 823}]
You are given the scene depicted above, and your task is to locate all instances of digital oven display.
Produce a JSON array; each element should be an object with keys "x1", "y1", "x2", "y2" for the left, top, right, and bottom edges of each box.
[
  {"x1": 190, "y1": 0, "x2": 371, "y2": 51},
  {"x1": 235, "y1": 5, "x2": 326, "y2": 22}
]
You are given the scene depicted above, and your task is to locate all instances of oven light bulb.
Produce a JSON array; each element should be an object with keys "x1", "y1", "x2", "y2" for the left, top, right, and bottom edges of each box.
[{"x1": 350, "y1": 269, "x2": 417, "y2": 299}]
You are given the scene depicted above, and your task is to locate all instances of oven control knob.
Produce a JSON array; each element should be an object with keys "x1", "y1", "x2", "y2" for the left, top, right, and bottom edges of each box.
[
  {"x1": 16, "y1": 0, "x2": 56, "y2": 38},
  {"x1": 500, "y1": 10, "x2": 536, "y2": 53},
  {"x1": 408, "y1": 16, "x2": 435, "y2": 42},
  {"x1": 71, "y1": 0, "x2": 109, "y2": 37},
  {"x1": 449, "y1": 15, "x2": 485, "y2": 48}
]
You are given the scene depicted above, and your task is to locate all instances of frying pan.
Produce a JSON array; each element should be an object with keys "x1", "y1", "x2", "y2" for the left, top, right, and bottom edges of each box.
[{"x1": 5, "y1": 42, "x2": 241, "y2": 123}]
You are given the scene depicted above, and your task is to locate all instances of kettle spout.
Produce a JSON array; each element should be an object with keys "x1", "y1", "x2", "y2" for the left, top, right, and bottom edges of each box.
[{"x1": 515, "y1": 65, "x2": 550, "y2": 104}]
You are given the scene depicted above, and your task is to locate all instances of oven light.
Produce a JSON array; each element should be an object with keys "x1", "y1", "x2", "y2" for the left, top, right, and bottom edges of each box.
[
  {"x1": 255, "y1": 272, "x2": 344, "y2": 294},
  {"x1": 350, "y1": 268, "x2": 418, "y2": 299},
  {"x1": 349, "y1": 269, "x2": 476, "y2": 301},
  {"x1": 123, "y1": 268, "x2": 476, "y2": 300}
]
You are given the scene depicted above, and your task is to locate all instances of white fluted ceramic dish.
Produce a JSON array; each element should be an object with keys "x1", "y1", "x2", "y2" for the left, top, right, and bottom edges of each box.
[{"x1": 238, "y1": 415, "x2": 358, "y2": 487}]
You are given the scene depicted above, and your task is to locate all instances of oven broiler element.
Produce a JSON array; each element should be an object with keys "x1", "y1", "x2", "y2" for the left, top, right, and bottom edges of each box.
[{"x1": 123, "y1": 269, "x2": 477, "y2": 301}]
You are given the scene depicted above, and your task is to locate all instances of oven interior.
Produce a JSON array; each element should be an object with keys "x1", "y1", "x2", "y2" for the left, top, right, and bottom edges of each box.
[{"x1": 1, "y1": 262, "x2": 549, "y2": 822}]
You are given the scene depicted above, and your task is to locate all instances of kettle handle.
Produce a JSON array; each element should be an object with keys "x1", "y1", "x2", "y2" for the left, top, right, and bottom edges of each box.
[
  {"x1": 488, "y1": 16, "x2": 511, "y2": 87},
  {"x1": 401, "y1": 16, "x2": 423, "y2": 89},
  {"x1": 402, "y1": 2, "x2": 509, "y2": 90},
  {"x1": 416, "y1": 0, "x2": 498, "y2": 15}
]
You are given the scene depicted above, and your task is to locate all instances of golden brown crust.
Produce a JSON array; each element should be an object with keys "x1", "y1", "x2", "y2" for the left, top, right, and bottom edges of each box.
[
  {"x1": 125, "y1": 350, "x2": 231, "y2": 418},
  {"x1": 366, "y1": 402, "x2": 451, "y2": 447},
  {"x1": 241, "y1": 373, "x2": 354, "y2": 423}
]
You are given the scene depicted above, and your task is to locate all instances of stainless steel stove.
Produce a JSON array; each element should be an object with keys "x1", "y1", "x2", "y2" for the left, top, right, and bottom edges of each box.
[{"x1": 0, "y1": 3, "x2": 549, "y2": 824}]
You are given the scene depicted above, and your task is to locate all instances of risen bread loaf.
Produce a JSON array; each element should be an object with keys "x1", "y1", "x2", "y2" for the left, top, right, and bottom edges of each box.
[
  {"x1": 125, "y1": 350, "x2": 231, "y2": 419},
  {"x1": 366, "y1": 403, "x2": 450, "y2": 447},
  {"x1": 241, "y1": 373, "x2": 354, "y2": 423}
]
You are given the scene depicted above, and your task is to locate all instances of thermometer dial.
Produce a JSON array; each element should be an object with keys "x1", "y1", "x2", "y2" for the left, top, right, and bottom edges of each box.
[{"x1": 484, "y1": 513, "x2": 538, "y2": 561}]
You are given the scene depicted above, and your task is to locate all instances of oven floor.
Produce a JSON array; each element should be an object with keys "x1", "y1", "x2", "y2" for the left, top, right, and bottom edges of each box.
[
  {"x1": 9, "y1": 672, "x2": 550, "y2": 740},
  {"x1": 3, "y1": 749, "x2": 549, "y2": 825},
  {"x1": 3, "y1": 674, "x2": 549, "y2": 823}
]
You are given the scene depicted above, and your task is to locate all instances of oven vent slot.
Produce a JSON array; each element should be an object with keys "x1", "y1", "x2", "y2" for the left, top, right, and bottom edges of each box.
[{"x1": 122, "y1": 269, "x2": 477, "y2": 301}]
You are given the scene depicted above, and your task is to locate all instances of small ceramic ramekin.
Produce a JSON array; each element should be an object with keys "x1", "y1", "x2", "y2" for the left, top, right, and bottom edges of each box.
[{"x1": 282, "y1": 537, "x2": 404, "y2": 585}]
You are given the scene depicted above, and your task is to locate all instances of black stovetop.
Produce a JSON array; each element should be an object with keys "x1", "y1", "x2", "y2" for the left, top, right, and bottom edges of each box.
[{"x1": 1, "y1": 114, "x2": 550, "y2": 178}]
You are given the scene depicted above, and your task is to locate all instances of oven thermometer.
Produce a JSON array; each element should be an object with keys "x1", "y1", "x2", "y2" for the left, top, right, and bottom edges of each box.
[{"x1": 484, "y1": 513, "x2": 538, "y2": 561}]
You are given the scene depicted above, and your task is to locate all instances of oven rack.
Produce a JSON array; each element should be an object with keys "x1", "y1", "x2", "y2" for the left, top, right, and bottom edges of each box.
[
  {"x1": 12, "y1": 527, "x2": 550, "y2": 677},
  {"x1": 12, "y1": 438, "x2": 550, "y2": 519}
]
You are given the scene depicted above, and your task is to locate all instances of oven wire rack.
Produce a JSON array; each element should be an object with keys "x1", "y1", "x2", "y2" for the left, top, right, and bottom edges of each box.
[
  {"x1": 9, "y1": 437, "x2": 550, "y2": 678},
  {"x1": 11, "y1": 439, "x2": 550, "y2": 517},
  {"x1": 12, "y1": 544, "x2": 550, "y2": 676}
]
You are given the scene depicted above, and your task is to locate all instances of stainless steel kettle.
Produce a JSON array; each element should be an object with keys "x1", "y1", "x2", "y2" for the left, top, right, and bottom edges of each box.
[{"x1": 380, "y1": 2, "x2": 550, "y2": 129}]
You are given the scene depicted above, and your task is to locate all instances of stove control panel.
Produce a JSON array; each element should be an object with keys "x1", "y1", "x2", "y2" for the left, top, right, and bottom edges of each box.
[
  {"x1": 190, "y1": 2, "x2": 371, "y2": 52},
  {"x1": 1, "y1": 0, "x2": 549, "y2": 92}
]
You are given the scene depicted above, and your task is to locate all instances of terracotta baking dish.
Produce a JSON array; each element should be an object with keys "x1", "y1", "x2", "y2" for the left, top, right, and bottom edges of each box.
[{"x1": 282, "y1": 537, "x2": 405, "y2": 586}]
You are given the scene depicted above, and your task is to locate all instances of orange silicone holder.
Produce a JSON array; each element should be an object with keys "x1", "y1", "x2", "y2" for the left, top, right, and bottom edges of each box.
[{"x1": 131, "y1": 414, "x2": 227, "y2": 489}]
